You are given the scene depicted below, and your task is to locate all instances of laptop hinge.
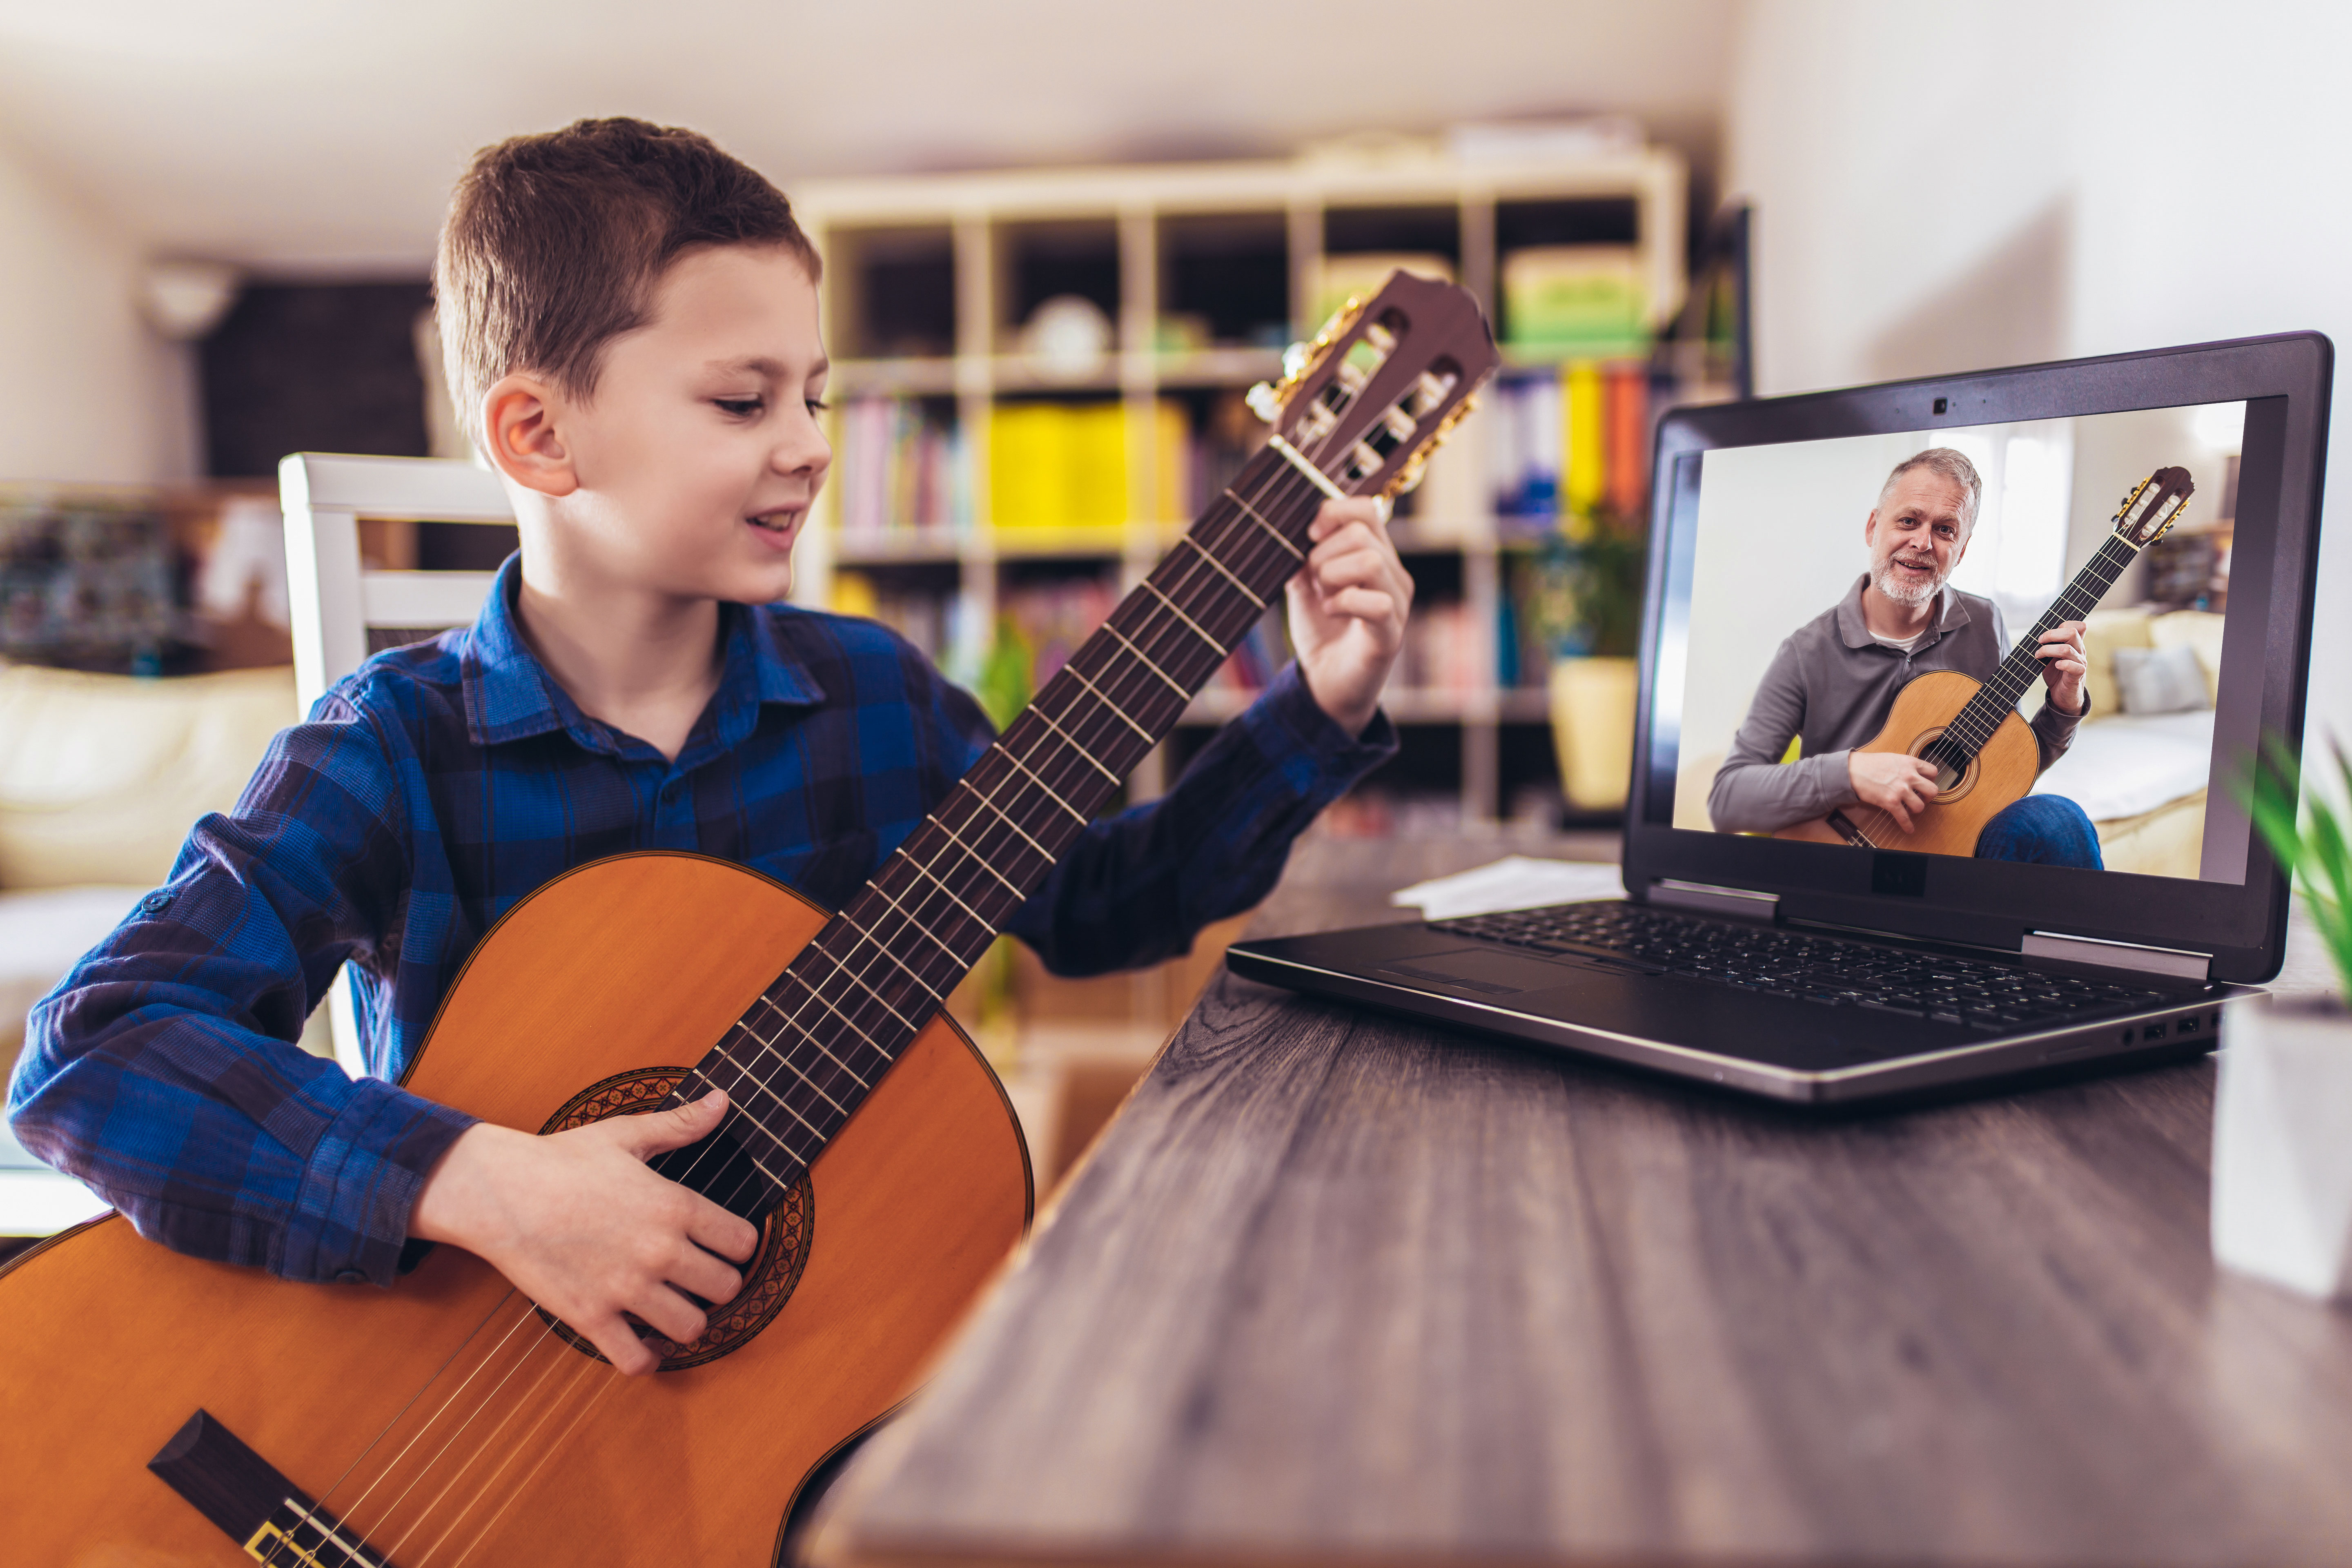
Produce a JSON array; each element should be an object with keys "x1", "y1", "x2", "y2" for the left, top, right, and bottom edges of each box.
[
  {"x1": 2022, "y1": 930, "x2": 2212, "y2": 982},
  {"x1": 1650, "y1": 878, "x2": 1780, "y2": 921}
]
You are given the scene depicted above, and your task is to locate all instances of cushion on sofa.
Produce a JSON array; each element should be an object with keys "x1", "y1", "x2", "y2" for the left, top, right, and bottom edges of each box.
[
  {"x1": 0, "y1": 664, "x2": 297, "y2": 890},
  {"x1": 2148, "y1": 609, "x2": 2226, "y2": 706},
  {"x1": 2080, "y1": 607, "x2": 2154, "y2": 722}
]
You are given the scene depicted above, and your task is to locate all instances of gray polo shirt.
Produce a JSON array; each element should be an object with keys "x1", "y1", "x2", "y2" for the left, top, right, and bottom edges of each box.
[{"x1": 1706, "y1": 575, "x2": 2085, "y2": 833}]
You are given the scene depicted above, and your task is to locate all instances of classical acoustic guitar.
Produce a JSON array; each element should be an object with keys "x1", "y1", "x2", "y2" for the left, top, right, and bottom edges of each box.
[
  {"x1": 1774, "y1": 466, "x2": 2195, "y2": 857},
  {"x1": 0, "y1": 271, "x2": 1496, "y2": 1567}
]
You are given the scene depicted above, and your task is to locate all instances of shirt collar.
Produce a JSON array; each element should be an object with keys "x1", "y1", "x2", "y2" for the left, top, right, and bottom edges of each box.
[
  {"x1": 1834, "y1": 573, "x2": 1972, "y2": 650},
  {"x1": 461, "y1": 554, "x2": 825, "y2": 753}
]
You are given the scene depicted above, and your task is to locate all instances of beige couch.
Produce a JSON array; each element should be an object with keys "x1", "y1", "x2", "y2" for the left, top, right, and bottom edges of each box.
[{"x1": 0, "y1": 663, "x2": 309, "y2": 1087}]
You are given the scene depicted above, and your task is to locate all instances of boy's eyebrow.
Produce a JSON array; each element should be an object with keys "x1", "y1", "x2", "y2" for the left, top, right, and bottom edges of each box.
[{"x1": 705, "y1": 355, "x2": 830, "y2": 380}]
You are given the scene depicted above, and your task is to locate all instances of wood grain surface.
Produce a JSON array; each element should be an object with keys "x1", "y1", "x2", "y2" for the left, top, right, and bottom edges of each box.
[{"x1": 818, "y1": 835, "x2": 2352, "y2": 1568}]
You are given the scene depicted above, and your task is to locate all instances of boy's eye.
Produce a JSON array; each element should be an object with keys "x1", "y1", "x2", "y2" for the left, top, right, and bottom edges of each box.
[
  {"x1": 715, "y1": 397, "x2": 763, "y2": 417},
  {"x1": 806, "y1": 398, "x2": 831, "y2": 415}
]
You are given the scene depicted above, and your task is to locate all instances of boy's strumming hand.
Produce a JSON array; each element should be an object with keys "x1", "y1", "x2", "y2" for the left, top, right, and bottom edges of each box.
[
  {"x1": 409, "y1": 1090, "x2": 761, "y2": 1376},
  {"x1": 1287, "y1": 497, "x2": 1414, "y2": 738}
]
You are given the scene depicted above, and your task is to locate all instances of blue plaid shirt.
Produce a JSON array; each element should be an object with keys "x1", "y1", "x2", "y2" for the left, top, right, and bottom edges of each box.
[{"x1": 10, "y1": 557, "x2": 1394, "y2": 1286}]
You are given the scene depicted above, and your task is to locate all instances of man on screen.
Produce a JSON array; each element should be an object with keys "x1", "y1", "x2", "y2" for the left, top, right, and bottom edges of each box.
[{"x1": 1706, "y1": 447, "x2": 2103, "y2": 866}]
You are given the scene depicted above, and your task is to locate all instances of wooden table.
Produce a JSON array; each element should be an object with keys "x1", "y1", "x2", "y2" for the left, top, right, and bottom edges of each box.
[{"x1": 817, "y1": 835, "x2": 2352, "y2": 1568}]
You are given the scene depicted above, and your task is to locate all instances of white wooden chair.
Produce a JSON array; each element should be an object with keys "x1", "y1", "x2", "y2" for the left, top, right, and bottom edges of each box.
[{"x1": 277, "y1": 453, "x2": 515, "y2": 1073}]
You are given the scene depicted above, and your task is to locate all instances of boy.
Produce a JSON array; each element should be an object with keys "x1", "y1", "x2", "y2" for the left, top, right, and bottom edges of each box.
[{"x1": 9, "y1": 120, "x2": 1412, "y2": 1375}]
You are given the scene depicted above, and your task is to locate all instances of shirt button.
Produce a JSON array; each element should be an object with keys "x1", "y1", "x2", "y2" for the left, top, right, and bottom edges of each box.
[
  {"x1": 662, "y1": 782, "x2": 679, "y2": 801},
  {"x1": 140, "y1": 891, "x2": 174, "y2": 913},
  {"x1": 335, "y1": 1269, "x2": 368, "y2": 1284}
]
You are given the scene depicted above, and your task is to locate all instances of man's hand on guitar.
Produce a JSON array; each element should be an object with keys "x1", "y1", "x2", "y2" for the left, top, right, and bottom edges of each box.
[
  {"x1": 1847, "y1": 751, "x2": 1943, "y2": 833},
  {"x1": 1288, "y1": 497, "x2": 1414, "y2": 738},
  {"x1": 410, "y1": 1090, "x2": 761, "y2": 1375},
  {"x1": 2035, "y1": 619, "x2": 2088, "y2": 715}
]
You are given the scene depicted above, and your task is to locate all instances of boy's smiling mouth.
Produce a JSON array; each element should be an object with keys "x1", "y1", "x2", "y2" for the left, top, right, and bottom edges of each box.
[{"x1": 747, "y1": 506, "x2": 802, "y2": 538}]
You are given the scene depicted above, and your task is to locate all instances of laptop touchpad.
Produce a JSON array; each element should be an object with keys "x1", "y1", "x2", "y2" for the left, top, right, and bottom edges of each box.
[{"x1": 1377, "y1": 947, "x2": 1608, "y2": 996}]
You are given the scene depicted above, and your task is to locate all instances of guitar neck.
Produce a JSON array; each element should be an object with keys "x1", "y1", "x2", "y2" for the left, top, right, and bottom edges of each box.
[
  {"x1": 1940, "y1": 532, "x2": 2138, "y2": 760},
  {"x1": 697, "y1": 445, "x2": 1330, "y2": 1202}
]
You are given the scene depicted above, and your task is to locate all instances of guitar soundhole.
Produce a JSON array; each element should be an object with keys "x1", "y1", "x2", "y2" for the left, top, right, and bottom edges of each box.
[
  {"x1": 1908, "y1": 726, "x2": 1976, "y2": 801},
  {"x1": 535, "y1": 1067, "x2": 814, "y2": 1372}
]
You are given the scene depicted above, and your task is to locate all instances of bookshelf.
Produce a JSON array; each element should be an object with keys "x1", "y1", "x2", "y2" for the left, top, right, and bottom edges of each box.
[{"x1": 790, "y1": 141, "x2": 1713, "y2": 823}]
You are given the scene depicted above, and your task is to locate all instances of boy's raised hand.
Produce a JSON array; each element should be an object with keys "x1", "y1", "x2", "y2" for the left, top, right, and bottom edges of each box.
[
  {"x1": 1287, "y1": 497, "x2": 1414, "y2": 737},
  {"x1": 410, "y1": 1090, "x2": 760, "y2": 1376}
]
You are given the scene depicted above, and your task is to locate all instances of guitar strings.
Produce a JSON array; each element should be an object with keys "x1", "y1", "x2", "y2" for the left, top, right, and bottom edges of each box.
[
  {"x1": 705, "y1": 434, "x2": 1344, "y2": 1209},
  {"x1": 666, "y1": 435, "x2": 1341, "y2": 1222},
  {"x1": 289, "y1": 365, "x2": 1408, "y2": 1564}
]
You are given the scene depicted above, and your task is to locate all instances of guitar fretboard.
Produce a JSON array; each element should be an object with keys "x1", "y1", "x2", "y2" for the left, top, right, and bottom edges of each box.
[
  {"x1": 659, "y1": 444, "x2": 1332, "y2": 1213},
  {"x1": 1925, "y1": 532, "x2": 2138, "y2": 771}
]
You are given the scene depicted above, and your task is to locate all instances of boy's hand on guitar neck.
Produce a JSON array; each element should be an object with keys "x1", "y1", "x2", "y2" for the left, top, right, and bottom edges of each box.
[
  {"x1": 1847, "y1": 751, "x2": 1943, "y2": 833},
  {"x1": 410, "y1": 1091, "x2": 760, "y2": 1375},
  {"x1": 1289, "y1": 497, "x2": 1415, "y2": 739}
]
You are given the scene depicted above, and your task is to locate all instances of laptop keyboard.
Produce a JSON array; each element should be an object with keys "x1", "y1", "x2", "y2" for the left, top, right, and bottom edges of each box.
[{"x1": 1431, "y1": 902, "x2": 2173, "y2": 1032}]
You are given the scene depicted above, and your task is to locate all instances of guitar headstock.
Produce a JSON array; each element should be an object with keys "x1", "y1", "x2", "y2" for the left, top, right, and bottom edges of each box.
[
  {"x1": 1244, "y1": 271, "x2": 1499, "y2": 500},
  {"x1": 2112, "y1": 466, "x2": 2196, "y2": 549}
]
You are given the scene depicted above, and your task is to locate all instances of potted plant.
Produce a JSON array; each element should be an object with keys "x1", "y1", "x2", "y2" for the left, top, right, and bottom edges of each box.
[{"x1": 2211, "y1": 737, "x2": 2352, "y2": 1297}]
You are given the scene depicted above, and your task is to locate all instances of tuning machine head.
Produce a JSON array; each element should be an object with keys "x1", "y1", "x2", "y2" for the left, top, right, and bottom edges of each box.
[{"x1": 1246, "y1": 295, "x2": 1369, "y2": 426}]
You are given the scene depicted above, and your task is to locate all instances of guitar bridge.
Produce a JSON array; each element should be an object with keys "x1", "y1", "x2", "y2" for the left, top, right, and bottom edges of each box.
[
  {"x1": 149, "y1": 1410, "x2": 394, "y2": 1567},
  {"x1": 1824, "y1": 809, "x2": 1876, "y2": 849}
]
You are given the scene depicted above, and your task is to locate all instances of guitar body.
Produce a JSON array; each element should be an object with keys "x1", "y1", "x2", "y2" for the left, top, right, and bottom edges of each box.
[
  {"x1": 0, "y1": 852, "x2": 1031, "y2": 1567},
  {"x1": 1773, "y1": 668, "x2": 2044, "y2": 857}
]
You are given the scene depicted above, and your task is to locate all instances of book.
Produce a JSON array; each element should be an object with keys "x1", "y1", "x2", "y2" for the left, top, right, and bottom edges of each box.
[{"x1": 989, "y1": 401, "x2": 1186, "y2": 532}]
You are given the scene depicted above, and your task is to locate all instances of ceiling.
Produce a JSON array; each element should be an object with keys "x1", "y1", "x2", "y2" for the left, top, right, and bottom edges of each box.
[{"x1": 0, "y1": 0, "x2": 1737, "y2": 276}]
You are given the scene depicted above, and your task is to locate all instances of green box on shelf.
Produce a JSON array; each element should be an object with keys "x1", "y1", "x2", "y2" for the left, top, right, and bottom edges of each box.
[{"x1": 1503, "y1": 245, "x2": 1649, "y2": 358}]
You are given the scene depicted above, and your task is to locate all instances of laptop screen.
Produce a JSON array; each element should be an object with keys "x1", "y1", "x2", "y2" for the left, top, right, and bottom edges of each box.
[
  {"x1": 1630, "y1": 335, "x2": 2329, "y2": 980},
  {"x1": 1671, "y1": 400, "x2": 2252, "y2": 882}
]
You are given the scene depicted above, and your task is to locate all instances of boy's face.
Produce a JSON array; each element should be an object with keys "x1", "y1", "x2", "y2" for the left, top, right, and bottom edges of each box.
[{"x1": 540, "y1": 244, "x2": 831, "y2": 606}]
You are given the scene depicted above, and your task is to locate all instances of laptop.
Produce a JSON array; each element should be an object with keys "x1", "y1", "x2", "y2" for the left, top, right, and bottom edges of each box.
[{"x1": 1228, "y1": 332, "x2": 2332, "y2": 1105}]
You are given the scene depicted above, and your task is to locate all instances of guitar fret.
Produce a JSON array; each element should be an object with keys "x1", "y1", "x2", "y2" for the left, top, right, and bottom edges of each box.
[
  {"x1": 743, "y1": 991, "x2": 876, "y2": 1091},
  {"x1": 1032, "y1": 701, "x2": 1123, "y2": 785},
  {"x1": 864, "y1": 873, "x2": 980, "y2": 970},
  {"x1": 1224, "y1": 487, "x2": 1307, "y2": 559},
  {"x1": 1066, "y1": 665, "x2": 1157, "y2": 745},
  {"x1": 967, "y1": 779, "x2": 1058, "y2": 862},
  {"x1": 834, "y1": 908, "x2": 947, "y2": 1005},
  {"x1": 1141, "y1": 579, "x2": 1229, "y2": 657},
  {"x1": 927, "y1": 811, "x2": 1029, "y2": 899},
  {"x1": 726, "y1": 1010, "x2": 859, "y2": 1126},
  {"x1": 801, "y1": 939, "x2": 922, "y2": 1033},
  {"x1": 780, "y1": 976, "x2": 898, "y2": 1075},
  {"x1": 892, "y1": 851, "x2": 1000, "y2": 938},
  {"x1": 1181, "y1": 532, "x2": 1266, "y2": 607},
  {"x1": 1000, "y1": 744, "x2": 1090, "y2": 827},
  {"x1": 1102, "y1": 621, "x2": 1190, "y2": 699},
  {"x1": 684, "y1": 1059, "x2": 826, "y2": 1160}
]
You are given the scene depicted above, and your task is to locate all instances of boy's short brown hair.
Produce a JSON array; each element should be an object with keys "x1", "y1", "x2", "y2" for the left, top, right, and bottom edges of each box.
[{"x1": 436, "y1": 117, "x2": 820, "y2": 445}]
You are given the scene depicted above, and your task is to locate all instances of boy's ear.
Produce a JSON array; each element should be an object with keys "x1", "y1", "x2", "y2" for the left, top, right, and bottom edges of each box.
[{"x1": 482, "y1": 374, "x2": 578, "y2": 498}]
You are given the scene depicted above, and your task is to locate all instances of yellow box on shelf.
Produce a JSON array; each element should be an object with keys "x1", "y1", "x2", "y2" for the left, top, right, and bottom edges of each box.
[
  {"x1": 989, "y1": 400, "x2": 1186, "y2": 534},
  {"x1": 1503, "y1": 245, "x2": 1649, "y2": 360}
]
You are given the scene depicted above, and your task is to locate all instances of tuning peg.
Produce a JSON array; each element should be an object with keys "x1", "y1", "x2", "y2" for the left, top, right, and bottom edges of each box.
[{"x1": 1245, "y1": 382, "x2": 1285, "y2": 424}]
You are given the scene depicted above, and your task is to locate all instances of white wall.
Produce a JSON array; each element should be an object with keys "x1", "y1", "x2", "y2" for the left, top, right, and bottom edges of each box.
[
  {"x1": 0, "y1": 127, "x2": 196, "y2": 485},
  {"x1": 1729, "y1": 0, "x2": 2352, "y2": 753}
]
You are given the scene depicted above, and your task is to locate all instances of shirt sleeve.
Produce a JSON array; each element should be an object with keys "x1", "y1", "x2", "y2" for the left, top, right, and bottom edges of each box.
[
  {"x1": 5, "y1": 691, "x2": 477, "y2": 1287},
  {"x1": 1706, "y1": 634, "x2": 1856, "y2": 833},
  {"x1": 920, "y1": 659, "x2": 1396, "y2": 977}
]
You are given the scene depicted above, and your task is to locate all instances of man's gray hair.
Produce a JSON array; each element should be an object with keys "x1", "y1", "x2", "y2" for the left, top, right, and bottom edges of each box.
[{"x1": 1879, "y1": 447, "x2": 1982, "y2": 532}]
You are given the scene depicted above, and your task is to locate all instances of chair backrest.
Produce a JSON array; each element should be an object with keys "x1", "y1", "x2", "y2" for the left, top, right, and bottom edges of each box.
[
  {"x1": 276, "y1": 453, "x2": 514, "y2": 1075},
  {"x1": 277, "y1": 453, "x2": 514, "y2": 714}
]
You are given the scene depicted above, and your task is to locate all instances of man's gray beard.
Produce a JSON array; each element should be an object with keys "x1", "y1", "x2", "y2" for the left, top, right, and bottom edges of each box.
[{"x1": 1874, "y1": 559, "x2": 1947, "y2": 607}]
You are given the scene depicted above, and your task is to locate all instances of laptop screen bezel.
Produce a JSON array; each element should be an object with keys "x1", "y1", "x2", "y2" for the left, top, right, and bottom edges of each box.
[{"x1": 1622, "y1": 332, "x2": 2331, "y2": 984}]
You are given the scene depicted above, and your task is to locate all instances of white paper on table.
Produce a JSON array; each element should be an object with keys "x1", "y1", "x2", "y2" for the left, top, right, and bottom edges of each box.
[{"x1": 1389, "y1": 856, "x2": 1626, "y2": 922}]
